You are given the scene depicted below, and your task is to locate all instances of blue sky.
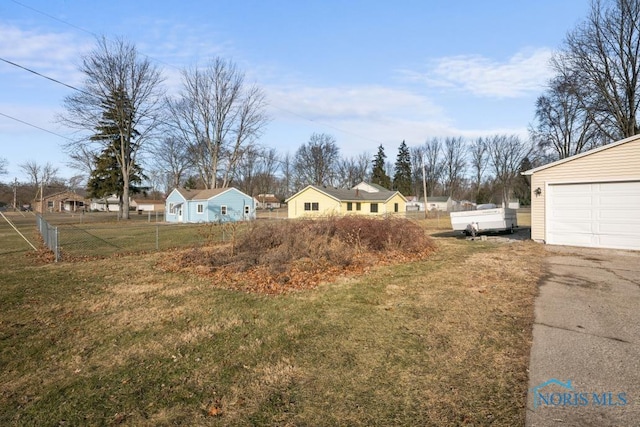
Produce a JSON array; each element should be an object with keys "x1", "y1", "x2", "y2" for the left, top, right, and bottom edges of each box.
[{"x1": 0, "y1": 0, "x2": 592, "y2": 182}]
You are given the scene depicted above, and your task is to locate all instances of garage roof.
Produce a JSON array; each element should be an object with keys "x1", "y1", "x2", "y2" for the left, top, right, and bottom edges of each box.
[{"x1": 522, "y1": 133, "x2": 640, "y2": 176}]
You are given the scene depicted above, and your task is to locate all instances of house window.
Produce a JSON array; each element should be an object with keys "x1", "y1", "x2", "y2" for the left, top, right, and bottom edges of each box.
[
  {"x1": 47, "y1": 201, "x2": 54, "y2": 208},
  {"x1": 221, "y1": 205, "x2": 227, "y2": 215},
  {"x1": 347, "y1": 202, "x2": 353, "y2": 211},
  {"x1": 244, "y1": 205, "x2": 250, "y2": 215},
  {"x1": 304, "y1": 202, "x2": 311, "y2": 211},
  {"x1": 312, "y1": 202, "x2": 319, "y2": 211},
  {"x1": 197, "y1": 204, "x2": 204, "y2": 214},
  {"x1": 394, "y1": 203, "x2": 399, "y2": 213},
  {"x1": 356, "y1": 202, "x2": 361, "y2": 211},
  {"x1": 304, "y1": 202, "x2": 319, "y2": 211},
  {"x1": 169, "y1": 202, "x2": 174, "y2": 213},
  {"x1": 370, "y1": 203, "x2": 379, "y2": 213}
]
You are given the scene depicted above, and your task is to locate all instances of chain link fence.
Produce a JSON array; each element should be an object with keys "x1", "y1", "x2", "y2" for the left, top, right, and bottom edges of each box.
[
  {"x1": 36, "y1": 214, "x2": 59, "y2": 261},
  {"x1": 33, "y1": 212, "x2": 243, "y2": 261},
  {"x1": 30, "y1": 210, "x2": 441, "y2": 262}
]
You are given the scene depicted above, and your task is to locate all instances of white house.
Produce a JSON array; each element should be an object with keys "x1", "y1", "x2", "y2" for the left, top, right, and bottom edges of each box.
[
  {"x1": 425, "y1": 196, "x2": 454, "y2": 212},
  {"x1": 90, "y1": 195, "x2": 122, "y2": 212}
]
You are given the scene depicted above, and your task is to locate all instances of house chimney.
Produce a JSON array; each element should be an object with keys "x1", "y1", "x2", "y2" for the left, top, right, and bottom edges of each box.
[{"x1": 355, "y1": 189, "x2": 359, "y2": 197}]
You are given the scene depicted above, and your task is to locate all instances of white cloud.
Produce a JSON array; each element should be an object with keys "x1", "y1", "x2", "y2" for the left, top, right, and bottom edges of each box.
[
  {"x1": 0, "y1": 24, "x2": 91, "y2": 85},
  {"x1": 259, "y1": 83, "x2": 466, "y2": 155},
  {"x1": 266, "y1": 84, "x2": 447, "y2": 122},
  {"x1": 258, "y1": 80, "x2": 534, "y2": 158},
  {"x1": 402, "y1": 48, "x2": 554, "y2": 98},
  {"x1": 140, "y1": 21, "x2": 234, "y2": 64}
]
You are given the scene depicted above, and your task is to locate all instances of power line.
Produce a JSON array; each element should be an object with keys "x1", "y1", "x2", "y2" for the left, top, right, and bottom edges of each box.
[
  {"x1": 10, "y1": 0, "x2": 97, "y2": 37},
  {"x1": 0, "y1": 57, "x2": 91, "y2": 97},
  {"x1": 1, "y1": 51, "x2": 383, "y2": 153},
  {"x1": 8, "y1": 0, "x2": 385, "y2": 147},
  {"x1": 0, "y1": 111, "x2": 74, "y2": 141}
]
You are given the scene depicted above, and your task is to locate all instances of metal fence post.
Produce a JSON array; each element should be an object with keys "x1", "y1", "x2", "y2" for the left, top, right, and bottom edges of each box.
[{"x1": 54, "y1": 226, "x2": 59, "y2": 262}]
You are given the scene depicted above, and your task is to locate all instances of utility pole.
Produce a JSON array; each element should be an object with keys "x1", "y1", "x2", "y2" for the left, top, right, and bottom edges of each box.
[
  {"x1": 422, "y1": 161, "x2": 428, "y2": 219},
  {"x1": 13, "y1": 178, "x2": 18, "y2": 211}
]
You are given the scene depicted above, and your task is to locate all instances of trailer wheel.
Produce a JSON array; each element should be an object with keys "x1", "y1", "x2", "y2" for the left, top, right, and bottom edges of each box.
[{"x1": 509, "y1": 224, "x2": 515, "y2": 234}]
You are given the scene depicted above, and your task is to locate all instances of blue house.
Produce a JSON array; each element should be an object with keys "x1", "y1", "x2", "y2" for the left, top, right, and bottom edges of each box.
[{"x1": 165, "y1": 187, "x2": 256, "y2": 223}]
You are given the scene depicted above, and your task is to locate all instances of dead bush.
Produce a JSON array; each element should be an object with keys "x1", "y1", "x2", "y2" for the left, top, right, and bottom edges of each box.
[{"x1": 171, "y1": 216, "x2": 436, "y2": 293}]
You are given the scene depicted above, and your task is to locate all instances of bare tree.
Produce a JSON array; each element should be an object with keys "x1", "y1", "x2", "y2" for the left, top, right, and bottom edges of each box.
[
  {"x1": 67, "y1": 175, "x2": 86, "y2": 192},
  {"x1": 66, "y1": 144, "x2": 98, "y2": 177},
  {"x1": 335, "y1": 153, "x2": 370, "y2": 188},
  {"x1": 485, "y1": 135, "x2": 533, "y2": 206},
  {"x1": 531, "y1": 70, "x2": 601, "y2": 160},
  {"x1": 0, "y1": 158, "x2": 7, "y2": 176},
  {"x1": 422, "y1": 137, "x2": 445, "y2": 196},
  {"x1": 166, "y1": 57, "x2": 269, "y2": 189},
  {"x1": 558, "y1": 0, "x2": 640, "y2": 139},
  {"x1": 410, "y1": 145, "x2": 425, "y2": 197},
  {"x1": 442, "y1": 136, "x2": 466, "y2": 198},
  {"x1": 61, "y1": 37, "x2": 164, "y2": 219},
  {"x1": 469, "y1": 137, "x2": 487, "y2": 201},
  {"x1": 151, "y1": 136, "x2": 192, "y2": 190},
  {"x1": 235, "y1": 146, "x2": 279, "y2": 196},
  {"x1": 19, "y1": 160, "x2": 59, "y2": 198},
  {"x1": 278, "y1": 152, "x2": 294, "y2": 197},
  {"x1": 293, "y1": 133, "x2": 340, "y2": 188},
  {"x1": 253, "y1": 148, "x2": 280, "y2": 197}
]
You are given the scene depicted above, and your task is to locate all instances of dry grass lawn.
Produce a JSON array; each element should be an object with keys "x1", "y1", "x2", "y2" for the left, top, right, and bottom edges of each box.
[{"x1": 0, "y1": 214, "x2": 545, "y2": 426}]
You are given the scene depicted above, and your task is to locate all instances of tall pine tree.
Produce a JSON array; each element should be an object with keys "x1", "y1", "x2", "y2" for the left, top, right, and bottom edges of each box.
[
  {"x1": 392, "y1": 140, "x2": 412, "y2": 195},
  {"x1": 371, "y1": 144, "x2": 391, "y2": 189},
  {"x1": 87, "y1": 87, "x2": 147, "y2": 214},
  {"x1": 87, "y1": 142, "x2": 147, "y2": 211}
]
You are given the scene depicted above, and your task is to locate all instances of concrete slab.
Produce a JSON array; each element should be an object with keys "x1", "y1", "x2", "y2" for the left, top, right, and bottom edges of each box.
[{"x1": 526, "y1": 246, "x2": 640, "y2": 426}]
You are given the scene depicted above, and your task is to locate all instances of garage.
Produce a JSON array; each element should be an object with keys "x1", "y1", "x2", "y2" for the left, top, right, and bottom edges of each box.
[
  {"x1": 524, "y1": 135, "x2": 640, "y2": 251},
  {"x1": 547, "y1": 181, "x2": 640, "y2": 250}
]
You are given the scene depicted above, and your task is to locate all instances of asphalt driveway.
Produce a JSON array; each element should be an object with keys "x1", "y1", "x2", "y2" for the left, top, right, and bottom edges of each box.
[{"x1": 526, "y1": 246, "x2": 640, "y2": 426}]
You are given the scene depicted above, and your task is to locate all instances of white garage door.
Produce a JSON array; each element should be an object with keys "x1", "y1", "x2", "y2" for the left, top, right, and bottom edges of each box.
[{"x1": 547, "y1": 181, "x2": 640, "y2": 250}]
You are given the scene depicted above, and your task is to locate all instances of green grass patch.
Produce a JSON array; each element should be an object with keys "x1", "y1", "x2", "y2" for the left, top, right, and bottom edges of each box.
[{"x1": 0, "y1": 218, "x2": 545, "y2": 426}]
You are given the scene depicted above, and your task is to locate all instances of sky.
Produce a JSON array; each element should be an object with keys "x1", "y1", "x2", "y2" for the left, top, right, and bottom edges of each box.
[{"x1": 0, "y1": 0, "x2": 593, "y2": 183}]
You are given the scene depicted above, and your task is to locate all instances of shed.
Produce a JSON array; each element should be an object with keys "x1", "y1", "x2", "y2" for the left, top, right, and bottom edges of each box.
[
  {"x1": 131, "y1": 198, "x2": 165, "y2": 212},
  {"x1": 255, "y1": 194, "x2": 281, "y2": 209},
  {"x1": 522, "y1": 135, "x2": 640, "y2": 250},
  {"x1": 425, "y1": 196, "x2": 453, "y2": 212},
  {"x1": 165, "y1": 187, "x2": 255, "y2": 223}
]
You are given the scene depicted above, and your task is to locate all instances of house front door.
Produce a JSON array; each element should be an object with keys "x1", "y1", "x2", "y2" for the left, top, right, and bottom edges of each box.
[{"x1": 178, "y1": 208, "x2": 183, "y2": 222}]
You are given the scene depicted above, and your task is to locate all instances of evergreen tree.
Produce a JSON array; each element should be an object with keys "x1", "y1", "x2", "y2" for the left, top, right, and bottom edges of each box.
[
  {"x1": 62, "y1": 38, "x2": 163, "y2": 219},
  {"x1": 87, "y1": 87, "x2": 147, "y2": 213},
  {"x1": 371, "y1": 145, "x2": 391, "y2": 189},
  {"x1": 87, "y1": 142, "x2": 148, "y2": 210},
  {"x1": 392, "y1": 140, "x2": 412, "y2": 195}
]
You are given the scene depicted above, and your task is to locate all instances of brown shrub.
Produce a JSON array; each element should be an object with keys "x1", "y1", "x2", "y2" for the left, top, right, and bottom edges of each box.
[{"x1": 173, "y1": 217, "x2": 436, "y2": 292}]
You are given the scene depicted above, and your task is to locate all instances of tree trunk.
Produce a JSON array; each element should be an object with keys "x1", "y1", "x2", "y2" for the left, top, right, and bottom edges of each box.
[{"x1": 122, "y1": 166, "x2": 130, "y2": 219}]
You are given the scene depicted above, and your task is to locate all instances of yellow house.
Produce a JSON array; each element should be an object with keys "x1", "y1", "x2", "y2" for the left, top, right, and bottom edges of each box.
[{"x1": 286, "y1": 185, "x2": 407, "y2": 219}]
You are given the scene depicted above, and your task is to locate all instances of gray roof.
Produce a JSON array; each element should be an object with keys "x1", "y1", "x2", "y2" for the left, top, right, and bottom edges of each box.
[
  {"x1": 174, "y1": 188, "x2": 230, "y2": 200},
  {"x1": 310, "y1": 185, "x2": 402, "y2": 202},
  {"x1": 426, "y1": 196, "x2": 450, "y2": 203},
  {"x1": 369, "y1": 183, "x2": 390, "y2": 191}
]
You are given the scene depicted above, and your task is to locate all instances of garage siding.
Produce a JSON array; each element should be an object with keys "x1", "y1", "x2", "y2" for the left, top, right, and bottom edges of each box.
[{"x1": 529, "y1": 137, "x2": 640, "y2": 245}]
